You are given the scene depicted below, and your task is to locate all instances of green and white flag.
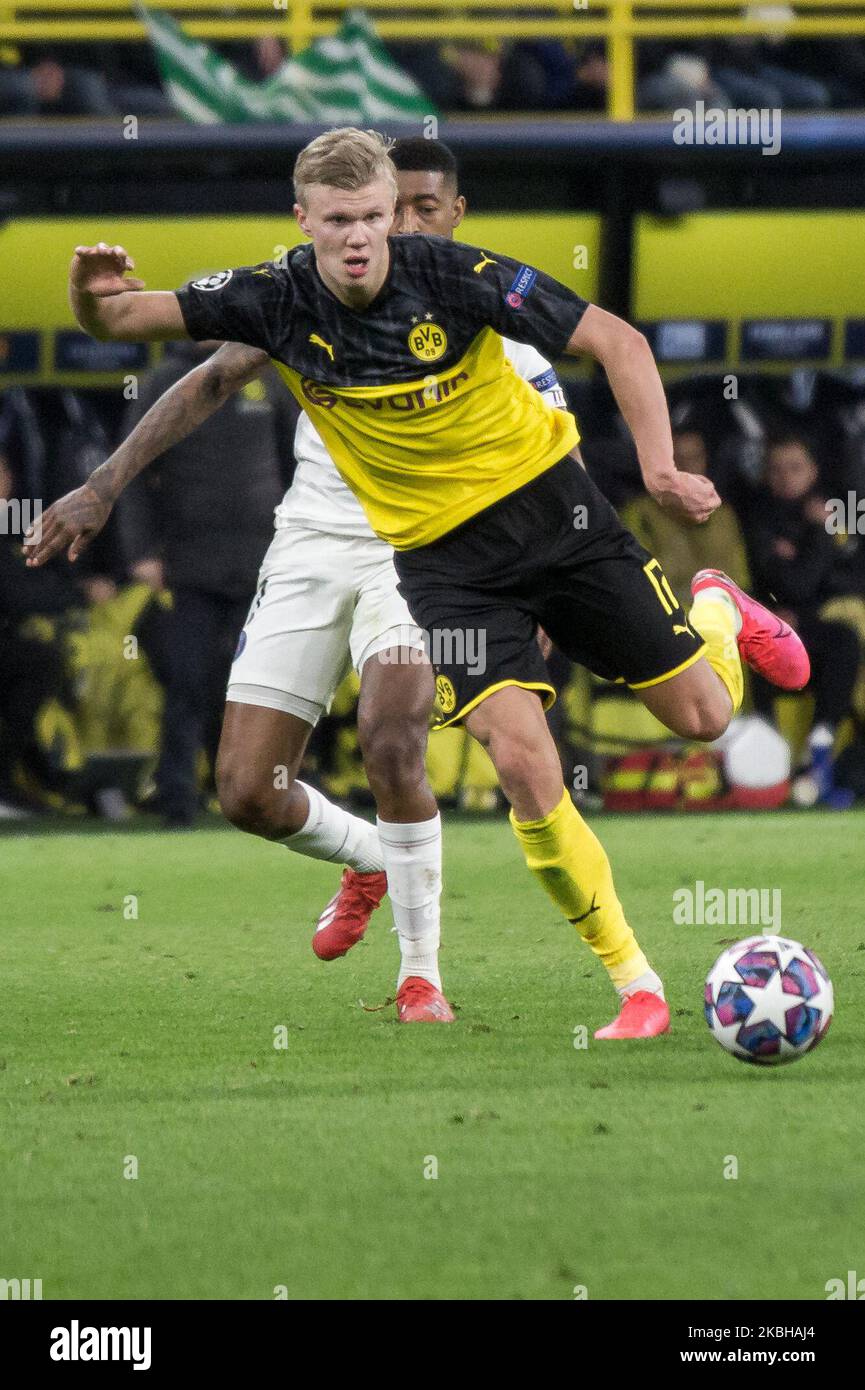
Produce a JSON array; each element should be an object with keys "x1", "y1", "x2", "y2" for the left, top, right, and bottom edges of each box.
[{"x1": 140, "y1": 6, "x2": 436, "y2": 125}]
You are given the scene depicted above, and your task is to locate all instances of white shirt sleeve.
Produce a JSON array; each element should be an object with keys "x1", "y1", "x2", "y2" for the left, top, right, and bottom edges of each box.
[{"x1": 502, "y1": 336, "x2": 568, "y2": 410}]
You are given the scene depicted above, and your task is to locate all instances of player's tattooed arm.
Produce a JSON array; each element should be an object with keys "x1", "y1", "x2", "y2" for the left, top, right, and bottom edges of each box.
[
  {"x1": 565, "y1": 305, "x2": 720, "y2": 525},
  {"x1": 69, "y1": 242, "x2": 189, "y2": 342},
  {"x1": 24, "y1": 342, "x2": 269, "y2": 567}
]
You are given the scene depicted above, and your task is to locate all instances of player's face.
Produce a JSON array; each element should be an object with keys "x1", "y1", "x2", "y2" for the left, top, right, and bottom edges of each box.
[
  {"x1": 766, "y1": 443, "x2": 819, "y2": 500},
  {"x1": 391, "y1": 171, "x2": 466, "y2": 239},
  {"x1": 294, "y1": 179, "x2": 395, "y2": 302}
]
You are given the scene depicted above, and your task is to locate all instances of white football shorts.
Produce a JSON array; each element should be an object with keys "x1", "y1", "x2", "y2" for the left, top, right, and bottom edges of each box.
[{"x1": 227, "y1": 524, "x2": 427, "y2": 724}]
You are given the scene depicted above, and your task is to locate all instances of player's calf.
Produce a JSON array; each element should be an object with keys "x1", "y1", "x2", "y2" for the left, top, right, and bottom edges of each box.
[
  {"x1": 356, "y1": 651, "x2": 436, "y2": 822},
  {"x1": 465, "y1": 686, "x2": 563, "y2": 821},
  {"x1": 354, "y1": 652, "x2": 447, "y2": 994},
  {"x1": 468, "y1": 687, "x2": 668, "y2": 1033},
  {"x1": 357, "y1": 715, "x2": 432, "y2": 820}
]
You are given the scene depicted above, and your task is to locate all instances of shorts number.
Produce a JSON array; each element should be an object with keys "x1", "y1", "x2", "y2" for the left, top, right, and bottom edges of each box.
[{"x1": 643, "y1": 558, "x2": 678, "y2": 616}]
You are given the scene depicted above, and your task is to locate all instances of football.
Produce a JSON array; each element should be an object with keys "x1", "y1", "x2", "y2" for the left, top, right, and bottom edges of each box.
[{"x1": 704, "y1": 935, "x2": 834, "y2": 1065}]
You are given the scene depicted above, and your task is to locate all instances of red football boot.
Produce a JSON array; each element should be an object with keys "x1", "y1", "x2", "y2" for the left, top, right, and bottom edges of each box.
[
  {"x1": 691, "y1": 568, "x2": 810, "y2": 691},
  {"x1": 396, "y1": 976, "x2": 455, "y2": 1023},
  {"x1": 312, "y1": 868, "x2": 387, "y2": 960},
  {"x1": 594, "y1": 990, "x2": 670, "y2": 1040}
]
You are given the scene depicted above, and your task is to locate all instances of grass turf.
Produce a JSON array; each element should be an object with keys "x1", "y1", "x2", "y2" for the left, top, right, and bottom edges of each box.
[{"x1": 1, "y1": 810, "x2": 862, "y2": 1301}]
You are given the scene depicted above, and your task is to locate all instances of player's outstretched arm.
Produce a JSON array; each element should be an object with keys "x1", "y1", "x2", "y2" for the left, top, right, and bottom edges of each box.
[
  {"x1": 69, "y1": 242, "x2": 188, "y2": 342},
  {"x1": 565, "y1": 305, "x2": 720, "y2": 524},
  {"x1": 24, "y1": 342, "x2": 269, "y2": 567}
]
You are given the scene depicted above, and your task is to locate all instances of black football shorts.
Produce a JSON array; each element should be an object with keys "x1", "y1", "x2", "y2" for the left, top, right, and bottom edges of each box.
[{"x1": 393, "y1": 454, "x2": 706, "y2": 727}]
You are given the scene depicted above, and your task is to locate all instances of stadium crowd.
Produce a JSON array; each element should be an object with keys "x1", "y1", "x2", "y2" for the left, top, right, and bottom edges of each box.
[
  {"x1": 3, "y1": 367, "x2": 865, "y2": 823},
  {"x1": 1, "y1": 23, "x2": 863, "y2": 118}
]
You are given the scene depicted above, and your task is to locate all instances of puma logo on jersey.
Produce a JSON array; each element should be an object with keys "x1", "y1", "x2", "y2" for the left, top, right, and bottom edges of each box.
[
  {"x1": 253, "y1": 268, "x2": 273, "y2": 278},
  {"x1": 473, "y1": 252, "x2": 498, "y2": 273},
  {"x1": 309, "y1": 333, "x2": 335, "y2": 361},
  {"x1": 673, "y1": 622, "x2": 694, "y2": 637}
]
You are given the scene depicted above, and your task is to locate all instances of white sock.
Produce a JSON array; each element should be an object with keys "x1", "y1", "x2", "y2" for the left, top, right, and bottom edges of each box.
[
  {"x1": 282, "y1": 781, "x2": 383, "y2": 873},
  {"x1": 377, "y1": 813, "x2": 442, "y2": 990},
  {"x1": 619, "y1": 967, "x2": 665, "y2": 1002},
  {"x1": 692, "y1": 586, "x2": 742, "y2": 634}
]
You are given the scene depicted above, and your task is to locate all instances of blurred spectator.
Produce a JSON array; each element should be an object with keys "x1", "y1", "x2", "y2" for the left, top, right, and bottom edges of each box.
[
  {"x1": 386, "y1": 42, "x2": 463, "y2": 110},
  {"x1": 0, "y1": 388, "x2": 45, "y2": 501},
  {"x1": 666, "y1": 388, "x2": 765, "y2": 514},
  {"x1": 0, "y1": 46, "x2": 114, "y2": 116},
  {"x1": 0, "y1": 21, "x2": 858, "y2": 120},
  {"x1": 118, "y1": 342, "x2": 296, "y2": 827},
  {"x1": 39, "y1": 390, "x2": 128, "y2": 583},
  {"x1": 96, "y1": 43, "x2": 172, "y2": 116},
  {"x1": 0, "y1": 42, "x2": 171, "y2": 117},
  {"x1": 226, "y1": 36, "x2": 287, "y2": 83},
  {"x1": 710, "y1": 25, "x2": 831, "y2": 113},
  {"x1": 570, "y1": 41, "x2": 610, "y2": 112},
  {"x1": 745, "y1": 433, "x2": 864, "y2": 806},
  {"x1": 640, "y1": 51, "x2": 730, "y2": 114},
  {"x1": 499, "y1": 38, "x2": 610, "y2": 113},
  {"x1": 0, "y1": 450, "x2": 78, "y2": 816},
  {"x1": 440, "y1": 40, "x2": 549, "y2": 112},
  {"x1": 780, "y1": 38, "x2": 865, "y2": 110},
  {"x1": 738, "y1": 371, "x2": 865, "y2": 500},
  {"x1": 620, "y1": 426, "x2": 751, "y2": 605},
  {"x1": 639, "y1": 7, "x2": 833, "y2": 114}
]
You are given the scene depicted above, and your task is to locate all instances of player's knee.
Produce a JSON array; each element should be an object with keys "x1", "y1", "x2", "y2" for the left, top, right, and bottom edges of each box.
[
  {"x1": 676, "y1": 695, "x2": 731, "y2": 744},
  {"x1": 217, "y1": 764, "x2": 283, "y2": 836},
  {"x1": 359, "y1": 715, "x2": 426, "y2": 796}
]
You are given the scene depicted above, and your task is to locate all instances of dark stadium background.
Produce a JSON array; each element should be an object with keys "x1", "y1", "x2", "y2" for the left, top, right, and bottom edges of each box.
[{"x1": 3, "y1": 2, "x2": 865, "y2": 821}]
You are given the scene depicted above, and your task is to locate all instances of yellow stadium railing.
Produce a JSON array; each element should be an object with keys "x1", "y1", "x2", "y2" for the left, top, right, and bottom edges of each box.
[{"x1": 2, "y1": 2, "x2": 865, "y2": 122}]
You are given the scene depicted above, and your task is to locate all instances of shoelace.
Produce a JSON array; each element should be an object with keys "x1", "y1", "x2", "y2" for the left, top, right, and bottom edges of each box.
[{"x1": 359, "y1": 995, "x2": 395, "y2": 1013}]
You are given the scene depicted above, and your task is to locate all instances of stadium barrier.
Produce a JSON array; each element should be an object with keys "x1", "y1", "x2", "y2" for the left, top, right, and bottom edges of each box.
[
  {"x1": 3, "y1": 1, "x2": 865, "y2": 120},
  {"x1": 4, "y1": 112, "x2": 865, "y2": 388}
]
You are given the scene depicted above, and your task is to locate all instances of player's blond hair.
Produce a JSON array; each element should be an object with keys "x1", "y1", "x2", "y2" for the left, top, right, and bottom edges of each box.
[{"x1": 293, "y1": 127, "x2": 397, "y2": 207}]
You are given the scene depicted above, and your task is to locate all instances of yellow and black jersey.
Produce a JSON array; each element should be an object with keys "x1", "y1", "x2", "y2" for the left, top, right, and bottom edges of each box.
[{"x1": 175, "y1": 236, "x2": 588, "y2": 549}]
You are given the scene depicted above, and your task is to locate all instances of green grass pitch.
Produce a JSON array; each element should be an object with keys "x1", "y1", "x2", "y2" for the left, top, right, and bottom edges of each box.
[{"x1": 1, "y1": 811, "x2": 863, "y2": 1301}]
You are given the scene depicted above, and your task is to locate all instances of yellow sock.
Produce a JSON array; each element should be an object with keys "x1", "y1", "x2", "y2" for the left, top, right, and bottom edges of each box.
[
  {"x1": 510, "y1": 789, "x2": 648, "y2": 990},
  {"x1": 689, "y1": 594, "x2": 744, "y2": 715}
]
